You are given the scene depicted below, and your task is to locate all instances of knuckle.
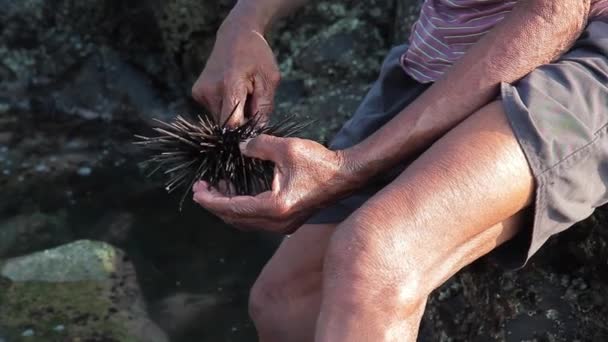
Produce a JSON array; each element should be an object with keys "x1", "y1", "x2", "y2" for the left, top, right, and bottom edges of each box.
[
  {"x1": 281, "y1": 140, "x2": 300, "y2": 157},
  {"x1": 268, "y1": 70, "x2": 281, "y2": 85},
  {"x1": 192, "y1": 82, "x2": 215, "y2": 103},
  {"x1": 199, "y1": 82, "x2": 216, "y2": 95}
]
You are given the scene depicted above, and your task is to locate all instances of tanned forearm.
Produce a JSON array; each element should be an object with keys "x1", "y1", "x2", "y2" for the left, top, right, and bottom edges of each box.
[
  {"x1": 225, "y1": 0, "x2": 312, "y2": 33},
  {"x1": 345, "y1": 0, "x2": 591, "y2": 178}
]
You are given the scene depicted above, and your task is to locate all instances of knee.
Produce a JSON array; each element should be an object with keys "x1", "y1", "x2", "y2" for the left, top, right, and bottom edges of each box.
[
  {"x1": 323, "y1": 223, "x2": 427, "y2": 315},
  {"x1": 249, "y1": 275, "x2": 291, "y2": 336}
]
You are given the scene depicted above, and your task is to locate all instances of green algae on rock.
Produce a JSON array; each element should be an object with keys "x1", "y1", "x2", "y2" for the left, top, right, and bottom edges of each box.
[
  {"x1": 1, "y1": 240, "x2": 118, "y2": 282},
  {"x1": 0, "y1": 240, "x2": 168, "y2": 341}
]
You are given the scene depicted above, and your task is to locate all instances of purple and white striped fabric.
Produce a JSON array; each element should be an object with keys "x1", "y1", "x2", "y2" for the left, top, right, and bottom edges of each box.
[{"x1": 402, "y1": 0, "x2": 608, "y2": 83}]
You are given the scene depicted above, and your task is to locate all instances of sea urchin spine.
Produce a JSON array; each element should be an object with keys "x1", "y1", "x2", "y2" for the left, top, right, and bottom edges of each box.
[{"x1": 135, "y1": 108, "x2": 310, "y2": 210}]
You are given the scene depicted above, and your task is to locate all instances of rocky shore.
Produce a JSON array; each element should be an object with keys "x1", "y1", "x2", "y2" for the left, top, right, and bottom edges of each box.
[{"x1": 1, "y1": 0, "x2": 606, "y2": 340}]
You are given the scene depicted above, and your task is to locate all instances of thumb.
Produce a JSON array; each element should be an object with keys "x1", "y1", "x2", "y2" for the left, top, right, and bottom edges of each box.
[{"x1": 239, "y1": 134, "x2": 282, "y2": 161}]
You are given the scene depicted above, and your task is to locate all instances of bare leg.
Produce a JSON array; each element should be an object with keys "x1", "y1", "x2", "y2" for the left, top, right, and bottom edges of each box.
[
  {"x1": 249, "y1": 223, "x2": 337, "y2": 342},
  {"x1": 316, "y1": 101, "x2": 535, "y2": 341}
]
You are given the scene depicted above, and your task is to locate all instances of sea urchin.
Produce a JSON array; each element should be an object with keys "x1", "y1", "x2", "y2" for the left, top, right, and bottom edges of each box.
[{"x1": 135, "y1": 108, "x2": 310, "y2": 210}]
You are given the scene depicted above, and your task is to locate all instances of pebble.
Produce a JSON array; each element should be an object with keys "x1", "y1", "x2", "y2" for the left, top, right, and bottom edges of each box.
[
  {"x1": 66, "y1": 140, "x2": 84, "y2": 149},
  {"x1": 545, "y1": 309, "x2": 559, "y2": 320},
  {"x1": 77, "y1": 166, "x2": 92, "y2": 176},
  {"x1": 21, "y1": 329, "x2": 34, "y2": 337},
  {"x1": 34, "y1": 163, "x2": 49, "y2": 173},
  {"x1": 53, "y1": 324, "x2": 65, "y2": 332}
]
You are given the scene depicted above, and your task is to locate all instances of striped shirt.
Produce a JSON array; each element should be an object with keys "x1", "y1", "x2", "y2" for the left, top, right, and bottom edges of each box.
[{"x1": 402, "y1": 0, "x2": 608, "y2": 83}]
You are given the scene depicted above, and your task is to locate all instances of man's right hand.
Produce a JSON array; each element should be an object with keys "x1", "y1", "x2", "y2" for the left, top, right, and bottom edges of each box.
[{"x1": 191, "y1": 10, "x2": 281, "y2": 127}]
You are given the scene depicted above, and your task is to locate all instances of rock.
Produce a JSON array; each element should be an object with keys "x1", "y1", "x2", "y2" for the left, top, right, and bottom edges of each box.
[
  {"x1": 0, "y1": 240, "x2": 169, "y2": 341},
  {"x1": 2, "y1": 0, "x2": 608, "y2": 341},
  {"x1": 0, "y1": 212, "x2": 71, "y2": 258},
  {"x1": 0, "y1": 133, "x2": 13, "y2": 145},
  {"x1": 48, "y1": 47, "x2": 170, "y2": 123},
  {"x1": 90, "y1": 212, "x2": 135, "y2": 246},
  {"x1": 289, "y1": 17, "x2": 386, "y2": 81},
  {"x1": 394, "y1": 0, "x2": 423, "y2": 44},
  {"x1": 150, "y1": 292, "x2": 226, "y2": 338},
  {"x1": 275, "y1": 83, "x2": 371, "y2": 143},
  {"x1": 1, "y1": 240, "x2": 121, "y2": 282},
  {"x1": 419, "y1": 211, "x2": 608, "y2": 341},
  {"x1": 76, "y1": 166, "x2": 92, "y2": 177}
]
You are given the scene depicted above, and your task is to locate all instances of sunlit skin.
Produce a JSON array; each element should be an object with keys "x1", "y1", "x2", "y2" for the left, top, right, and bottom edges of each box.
[{"x1": 192, "y1": 0, "x2": 592, "y2": 340}]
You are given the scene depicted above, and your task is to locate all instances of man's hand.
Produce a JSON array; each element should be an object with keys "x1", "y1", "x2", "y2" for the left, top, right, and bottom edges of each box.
[
  {"x1": 191, "y1": 12, "x2": 280, "y2": 127},
  {"x1": 192, "y1": 135, "x2": 360, "y2": 233}
]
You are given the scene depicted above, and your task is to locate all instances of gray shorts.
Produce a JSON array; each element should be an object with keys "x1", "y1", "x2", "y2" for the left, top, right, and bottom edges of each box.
[{"x1": 308, "y1": 20, "x2": 608, "y2": 268}]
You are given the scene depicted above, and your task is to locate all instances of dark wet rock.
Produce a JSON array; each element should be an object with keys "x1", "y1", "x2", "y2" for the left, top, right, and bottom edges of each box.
[
  {"x1": 290, "y1": 17, "x2": 385, "y2": 81},
  {"x1": 0, "y1": 212, "x2": 71, "y2": 258},
  {"x1": 394, "y1": 0, "x2": 424, "y2": 44},
  {"x1": 49, "y1": 48, "x2": 169, "y2": 122},
  {"x1": 94, "y1": 212, "x2": 135, "y2": 246},
  {"x1": 150, "y1": 292, "x2": 227, "y2": 339},
  {"x1": 420, "y1": 212, "x2": 608, "y2": 341},
  {"x1": 276, "y1": 83, "x2": 371, "y2": 143},
  {"x1": 0, "y1": 133, "x2": 13, "y2": 145}
]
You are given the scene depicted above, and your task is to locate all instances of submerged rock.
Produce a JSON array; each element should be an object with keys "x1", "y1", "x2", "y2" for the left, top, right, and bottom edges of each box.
[{"x1": 0, "y1": 212, "x2": 70, "y2": 259}]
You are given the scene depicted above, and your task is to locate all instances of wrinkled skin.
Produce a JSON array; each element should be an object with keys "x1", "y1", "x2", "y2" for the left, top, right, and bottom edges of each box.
[
  {"x1": 193, "y1": 135, "x2": 358, "y2": 233},
  {"x1": 191, "y1": 14, "x2": 280, "y2": 127}
]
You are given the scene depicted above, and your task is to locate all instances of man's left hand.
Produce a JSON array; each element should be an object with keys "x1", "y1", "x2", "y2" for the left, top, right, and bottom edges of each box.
[{"x1": 192, "y1": 135, "x2": 358, "y2": 234}]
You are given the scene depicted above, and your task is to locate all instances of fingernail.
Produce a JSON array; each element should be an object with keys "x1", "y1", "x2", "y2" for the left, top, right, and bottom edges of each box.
[{"x1": 193, "y1": 181, "x2": 207, "y2": 192}]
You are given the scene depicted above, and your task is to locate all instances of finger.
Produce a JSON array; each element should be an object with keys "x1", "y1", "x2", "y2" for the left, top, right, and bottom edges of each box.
[
  {"x1": 249, "y1": 73, "x2": 278, "y2": 121},
  {"x1": 191, "y1": 78, "x2": 221, "y2": 116},
  {"x1": 193, "y1": 186, "x2": 274, "y2": 218},
  {"x1": 220, "y1": 79, "x2": 249, "y2": 127},
  {"x1": 192, "y1": 180, "x2": 209, "y2": 193},
  {"x1": 239, "y1": 134, "x2": 284, "y2": 161},
  {"x1": 227, "y1": 216, "x2": 302, "y2": 234},
  {"x1": 217, "y1": 180, "x2": 237, "y2": 196}
]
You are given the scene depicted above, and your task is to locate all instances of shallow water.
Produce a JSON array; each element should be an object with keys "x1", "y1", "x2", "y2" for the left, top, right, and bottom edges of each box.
[{"x1": 0, "y1": 137, "x2": 278, "y2": 341}]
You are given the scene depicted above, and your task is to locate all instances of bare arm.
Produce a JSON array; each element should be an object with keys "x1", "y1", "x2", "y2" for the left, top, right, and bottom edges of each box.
[
  {"x1": 192, "y1": 0, "x2": 593, "y2": 234},
  {"x1": 192, "y1": 0, "x2": 311, "y2": 126},
  {"x1": 345, "y1": 0, "x2": 591, "y2": 177},
  {"x1": 229, "y1": 0, "x2": 311, "y2": 34}
]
